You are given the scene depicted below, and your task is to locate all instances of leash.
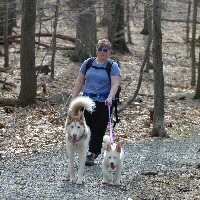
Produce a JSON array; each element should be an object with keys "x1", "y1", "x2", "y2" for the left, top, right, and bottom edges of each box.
[{"x1": 107, "y1": 103, "x2": 114, "y2": 144}]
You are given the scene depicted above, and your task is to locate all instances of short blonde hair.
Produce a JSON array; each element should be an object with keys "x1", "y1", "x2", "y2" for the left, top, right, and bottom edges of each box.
[{"x1": 96, "y1": 39, "x2": 111, "y2": 50}]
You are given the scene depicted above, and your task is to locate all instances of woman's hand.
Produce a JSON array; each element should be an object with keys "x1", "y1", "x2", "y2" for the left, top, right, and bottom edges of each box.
[{"x1": 105, "y1": 96, "x2": 113, "y2": 105}]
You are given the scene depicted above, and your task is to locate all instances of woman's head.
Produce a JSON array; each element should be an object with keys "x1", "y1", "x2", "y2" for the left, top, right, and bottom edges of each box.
[
  {"x1": 96, "y1": 39, "x2": 111, "y2": 62},
  {"x1": 96, "y1": 39, "x2": 111, "y2": 50}
]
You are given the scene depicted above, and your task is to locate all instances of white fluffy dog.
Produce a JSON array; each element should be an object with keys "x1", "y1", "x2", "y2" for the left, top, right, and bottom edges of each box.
[
  {"x1": 102, "y1": 135, "x2": 124, "y2": 185},
  {"x1": 65, "y1": 96, "x2": 95, "y2": 184}
]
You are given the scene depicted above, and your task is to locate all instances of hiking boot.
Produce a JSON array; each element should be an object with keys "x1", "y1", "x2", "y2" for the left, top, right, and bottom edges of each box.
[{"x1": 85, "y1": 153, "x2": 98, "y2": 166}]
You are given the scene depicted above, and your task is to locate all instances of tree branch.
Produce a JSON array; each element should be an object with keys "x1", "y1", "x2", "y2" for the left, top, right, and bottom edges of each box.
[{"x1": 118, "y1": 37, "x2": 152, "y2": 113}]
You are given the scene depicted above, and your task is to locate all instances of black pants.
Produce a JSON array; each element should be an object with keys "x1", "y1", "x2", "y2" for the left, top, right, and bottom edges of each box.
[{"x1": 84, "y1": 102, "x2": 112, "y2": 155}]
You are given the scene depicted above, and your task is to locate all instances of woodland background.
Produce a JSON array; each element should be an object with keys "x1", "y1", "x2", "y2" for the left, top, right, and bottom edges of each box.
[
  {"x1": 0, "y1": 0, "x2": 200, "y2": 199},
  {"x1": 0, "y1": 0, "x2": 199, "y2": 163}
]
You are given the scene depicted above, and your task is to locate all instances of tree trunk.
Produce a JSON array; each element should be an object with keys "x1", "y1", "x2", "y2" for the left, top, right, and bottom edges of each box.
[
  {"x1": 151, "y1": 0, "x2": 167, "y2": 138},
  {"x1": 144, "y1": 1, "x2": 153, "y2": 72},
  {"x1": 50, "y1": 0, "x2": 59, "y2": 80},
  {"x1": 0, "y1": 2, "x2": 3, "y2": 36},
  {"x1": 3, "y1": 0, "x2": 9, "y2": 68},
  {"x1": 191, "y1": 0, "x2": 198, "y2": 86},
  {"x1": 194, "y1": 51, "x2": 200, "y2": 99},
  {"x1": 37, "y1": 0, "x2": 45, "y2": 17},
  {"x1": 186, "y1": 1, "x2": 192, "y2": 43},
  {"x1": 118, "y1": 38, "x2": 152, "y2": 113},
  {"x1": 18, "y1": 0, "x2": 37, "y2": 107},
  {"x1": 100, "y1": 0, "x2": 111, "y2": 26},
  {"x1": 9, "y1": 0, "x2": 17, "y2": 29},
  {"x1": 140, "y1": 6, "x2": 149, "y2": 35},
  {"x1": 126, "y1": 0, "x2": 132, "y2": 44},
  {"x1": 73, "y1": 5, "x2": 97, "y2": 62},
  {"x1": 0, "y1": 0, "x2": 15, "y2": 37},
  {"x1": 108, "y1": 0, "x2": 129, "y2": 53}
]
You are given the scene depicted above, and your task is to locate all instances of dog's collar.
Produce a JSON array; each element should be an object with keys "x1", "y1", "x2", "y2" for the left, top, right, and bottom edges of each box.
[{"x1": 68, "y1": 131, "x2": 86, "y2": 144}]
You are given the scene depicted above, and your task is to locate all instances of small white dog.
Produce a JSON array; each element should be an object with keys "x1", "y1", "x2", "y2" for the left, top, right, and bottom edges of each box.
[
  {"x1": 102, "y1": 135, "x2": 124, "y2": 185},
  {"x1": 65, "y1": 96, "x2": 95, "y2": 184}
]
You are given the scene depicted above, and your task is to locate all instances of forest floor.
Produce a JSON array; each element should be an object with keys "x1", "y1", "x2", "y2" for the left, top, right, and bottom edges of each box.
[{"x1": 0, "y1": 1, "x2": 200, "y2": 199}]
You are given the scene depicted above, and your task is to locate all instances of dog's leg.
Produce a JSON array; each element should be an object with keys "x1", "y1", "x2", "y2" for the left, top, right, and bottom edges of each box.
[
  {"x1": 113, "y1": 164, "x2": 122, "y2": 185},
  {"x1": 68, "y1": 148, "x2": 75, "y2": 183},
  {"x1": 76, "y1": 149, "x2": 86, "y2": 184},
  {"x1": 102, "y1": 162, "x2": 112, "y2": 183}
]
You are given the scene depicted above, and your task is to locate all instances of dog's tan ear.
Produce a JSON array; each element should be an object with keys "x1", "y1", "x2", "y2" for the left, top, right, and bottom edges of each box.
[
  {"x1": 116, "y1": 143, "x2": 122, "y2": 153},
  {"x1": 106, "y1": 143, "x2": 112, "y2": 151},
  {"x1": 79, "y1": 112, "x2": 84, "y2": 120},
  {"x1": 68, "y1": 112, "x2": 73, "y2": 120}
]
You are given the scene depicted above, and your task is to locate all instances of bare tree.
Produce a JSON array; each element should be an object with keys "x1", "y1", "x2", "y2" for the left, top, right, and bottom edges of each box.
[
  {"x1": 0, "y1": 0, "x2": 16, "y2": 36},
  {"x1": 194, "y1": 51, "x2": 200, "y2": 99},
  {"x1": 186, "y1": 0, "x2": 192, "y2": 44},
  {"x1": 50, "y1": 0, "x2": 59, "y2": 80},
  {"x1": 0, "y1": 2, "x2": 3, "y2": 36},
  {"x1": 126, "y1": 0, "x2": 132, "y2": 44},
  {"x1": 140, "y1": 6, "x2": 149, "y2": 35},
  {"x1": 151, "y1": 0, "x2": 167, "y2": 138},
  {"x1": 73, "y1": 4, "x2": 97, "y2": 62},
  {"x1": 118, "y1": 38, "x2": 152, "y2": 113},
  {"x1": 191, "y1": 0, "x2": 198, "y2": 86},
  {"x1": 18, "y1": 0, "x2": 37, "y2": 107},
  {"x1": 144, "y1": 1, "x2": 153, "y2": 72},
  {"x1": 100, "y1": 0, "x2": 110, "y2": 26},
  {"x1": 108, "y1": 0, "x2": 129, "y2": 53},
  {"x1": 3, "y1": 0, "x2": 9, "y2": 68}
]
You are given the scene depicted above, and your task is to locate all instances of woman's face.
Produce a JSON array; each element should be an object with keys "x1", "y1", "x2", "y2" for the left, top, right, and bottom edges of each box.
[{"x1": 96, "y1": 46, "x2": 110, "y2": 61}]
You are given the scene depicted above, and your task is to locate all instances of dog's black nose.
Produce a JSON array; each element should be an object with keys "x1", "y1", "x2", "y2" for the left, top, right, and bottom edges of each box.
[{"x1": 110, "y1": 162, "x2": 114, "y2": 166}]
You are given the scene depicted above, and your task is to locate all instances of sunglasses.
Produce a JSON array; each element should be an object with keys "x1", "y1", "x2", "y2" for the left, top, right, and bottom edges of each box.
[{"x1": 97, "y1": 47, "x2": 109, "y2": 53}]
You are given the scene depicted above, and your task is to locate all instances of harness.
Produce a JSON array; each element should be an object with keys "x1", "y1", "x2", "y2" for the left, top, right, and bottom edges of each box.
[{"x1": 68, "y1": 131, "x2": 86, "y2": 145}]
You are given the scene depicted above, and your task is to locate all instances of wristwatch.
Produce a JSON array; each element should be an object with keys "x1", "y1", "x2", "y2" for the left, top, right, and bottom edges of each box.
[{"x1": 109, "y1": 96, "x2": 115, "y2": 100}]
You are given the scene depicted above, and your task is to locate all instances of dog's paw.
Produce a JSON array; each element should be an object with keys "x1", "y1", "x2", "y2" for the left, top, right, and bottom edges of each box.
[
  {"x1": 102, "y1": 177, "x2": 112, "y2": 184},
  {"x1": 76, "y1": 180, "x2": 83, "y2": 185},
  {"x1": 107, "y1": 177, "x2": 112, "y2": 182},
  {"x1": 69, "y1": 177, "x2": 75, "y2": 183},
  {"x1": 101, "y1": 180, "x2": 108, "y2": 184},
  {"x1": 113, "y1": 180, "x2": 121, "y2": 185},
  {"x1": 113, "y1": 181, "x2": 121, "y2": 185}
]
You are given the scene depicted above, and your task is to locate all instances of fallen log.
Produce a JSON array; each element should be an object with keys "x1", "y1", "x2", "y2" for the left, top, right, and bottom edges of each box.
[
  {"x1": 0, "y1": 79, "x2": 16, "y2": 88},
  {"x1": 0, "y1": 33, "x2": 75, "y2": 43},
  {"x1": 2, "y1": 38, "x2": 75, "y2": 50},
  {"x1": 35, "y1": 42, "x2": 75, "y2": 50},
  {"x1": 0, "y1": 97, "x2": 18, "y2": 107},
  {"x1": 0, "y1": 96, "x2": 48, "y2": 107},
  {"x1": 0, "y1": 67, "x2": 12, "y2": 73}
]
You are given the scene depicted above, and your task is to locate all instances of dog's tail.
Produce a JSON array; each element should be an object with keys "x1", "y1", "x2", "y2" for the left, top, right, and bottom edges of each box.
[
  {"x1": 69, "y1": 96, "x2": 95, "y2": 115},
  {"x1": 103, "y1": 135, "x2": 110, "y2": 148}
]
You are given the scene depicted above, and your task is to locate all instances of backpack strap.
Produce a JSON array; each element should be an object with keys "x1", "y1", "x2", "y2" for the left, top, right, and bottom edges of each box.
[
  {"x1": 105, "y1": 59, "x2": 121, "y2": 128},
  {"x1": 85, "y1": 57, "x2": 113, "y2": 82},
  {"x1": 105, "y1": 58, "x2": 113, "y2": 82},
  {"x1": 113, "y1": 85, "x2": 121, "y2": 128},
  {"x1": 85, "y1": 57, "x2": 96, "y2": 74}
]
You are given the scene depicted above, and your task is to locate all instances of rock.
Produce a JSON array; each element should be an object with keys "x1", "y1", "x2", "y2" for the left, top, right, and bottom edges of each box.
[
  {"x1": 196, "y1": 163, "x2": 200, "y2": 169},
  {"x1": 47, "y1": 92, "x2": 70, "y2": 105},
  {"x1": 141, "y1": 171, "x2": 159, "y2": 176}
]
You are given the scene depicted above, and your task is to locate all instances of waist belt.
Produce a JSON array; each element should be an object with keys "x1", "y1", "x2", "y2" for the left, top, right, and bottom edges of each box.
[{"x1": 83, "y1": 92, "x2": 109, "y2": 98}]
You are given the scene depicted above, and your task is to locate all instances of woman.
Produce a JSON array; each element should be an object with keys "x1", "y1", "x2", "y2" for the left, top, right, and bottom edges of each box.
[{"x1": 71, "y1": 39, "x2": 121, "y2": 166}]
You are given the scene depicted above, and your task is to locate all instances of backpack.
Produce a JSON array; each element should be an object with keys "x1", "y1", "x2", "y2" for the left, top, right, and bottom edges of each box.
[{"x1": 85, "y1": 57, "x2": 121, "y2": 128}]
